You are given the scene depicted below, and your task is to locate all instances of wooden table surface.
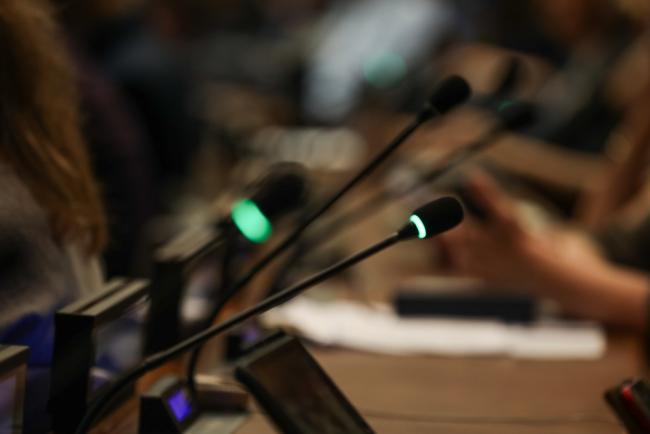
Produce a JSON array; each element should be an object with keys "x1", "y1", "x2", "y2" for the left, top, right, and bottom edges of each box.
[
  {"x1": 234, "y1": 332, "x2": 643, "y2": 434},
  {"x1": 97, "y1": 115, "x2": 643, "y2": 434},
  {"x1": 99, "y1": 331, "x2": 643, "y2": 434},
  {"x1": 98, "y1": 194, "x2": 646, "y2": 434}
]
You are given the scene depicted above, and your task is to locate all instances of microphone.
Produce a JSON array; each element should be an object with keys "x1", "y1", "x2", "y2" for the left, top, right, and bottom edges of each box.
[
  {"x1": 397, "y1": 197, "x2": 464, "y2": 240},
  {"x1": 214, "y1": 76, "x2": 469, "y2": 299},
  {"x1": 74, "y1": 197, "x2": 464, "y2": 434},
  {"x1": 154, "y1": 163, "x2": 310, "y2": 264},
  {"x1": 303, "y1": 101, "x2": 537, "y2": 246},
  {"x1": 145, "y1": 163, "x2": 309, "y2": 354},
  {"x1": 230, "y1": 162, "x2": 309, "y2": 244},
  {"x1": 184, "y1": 75, "x2": 471, "y2": 387},
  {"x1": 421, "y1": 76, "x2": 473, "y2": 121},
  {"x1": 419, "y1": 100, "x2": 535, "y2": 180}
]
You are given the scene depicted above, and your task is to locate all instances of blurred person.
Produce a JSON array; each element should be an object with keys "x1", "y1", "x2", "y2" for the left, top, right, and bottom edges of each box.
[
  {"x1": 577, "y1": 12, "x2": 650, "y2": 228},
  {"x1": 0, "y1": 0, "x2": 107, "y2": 342},
  {"x1": 55, "y1": 0, "x2": 186, "y2": 277},
  {"x1": 526, "y1": 0, "x2": 638, "y2": 153},
  {"x1": 430, "y1": 0, "x2": 646, "y2": 225},
  {"x1": 0, "y1": 0, "x2": 108, "y2": 430},
  {"x1": 58, "y1": 0, "x2": 202, "y2": 188},
  {"x1": 438, "y1": 6, "x2": 650, "y2": 333},
  {"x1": 443, "y1": 0, "x2": 638, "y2": 153},
  {"x1": 440, "y1": 173, "x2": 648, "y2": 331},
  {"x1": 86, "y1": 0, "x2": 201, "y2": 188}
]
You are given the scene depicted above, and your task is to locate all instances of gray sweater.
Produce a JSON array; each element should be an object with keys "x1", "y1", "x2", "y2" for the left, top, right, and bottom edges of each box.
[{"x1": 0, "y1": 163, "x2": 87, "y2": 331}]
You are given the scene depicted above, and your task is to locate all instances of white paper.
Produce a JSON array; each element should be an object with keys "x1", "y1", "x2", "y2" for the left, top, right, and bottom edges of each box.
[{"x1": 262, "y1": 297, "x2": 606, "y2": 360}]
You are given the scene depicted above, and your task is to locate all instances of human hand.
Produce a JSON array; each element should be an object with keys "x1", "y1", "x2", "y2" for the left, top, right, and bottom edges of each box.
[{"x1": 440, "y1": 173, "x2": 605, "y2": 294}]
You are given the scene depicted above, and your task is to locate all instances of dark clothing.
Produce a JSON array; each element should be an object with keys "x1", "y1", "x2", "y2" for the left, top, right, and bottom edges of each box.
[
  {"x1": 69, "y1": 40, "x2": 157, "y2": 277},
  {"x1": 91, "y1": 14, "x2": 200, "y2": 187}
]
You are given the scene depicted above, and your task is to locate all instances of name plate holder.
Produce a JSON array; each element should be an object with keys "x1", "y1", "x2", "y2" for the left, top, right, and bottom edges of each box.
[
  {"x1": 234, "y1": 331, "x2": 375, "y2": 434},
  {"x1": 49, "y1": 278, "x2": 150, "y2": 433}
]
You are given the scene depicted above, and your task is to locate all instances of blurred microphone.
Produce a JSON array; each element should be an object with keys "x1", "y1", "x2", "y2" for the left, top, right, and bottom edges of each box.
[
  {"x1": 75, "y1": 197, "x2": 464, "y2": 434},
  {"x1": 421, "y1": 75, "x2": 473, "y2": 120},
  {"x1": 419, "y1": 100, "x2": 536, "y2": 181},
  {"x1": 183, "y1": 75, "x2": 471, "y2": 387},
  {"x1": 308, "y1": 101, "x2": 537, "y2": 242},
  {"x1": 229, "y1": 162, "x2": 309, "y2": 244},
  {"x1": 146, "y1": 163, "x2": 309, "y2": 354},
  {"x1": 180, "y1": 76, "x2": 471, "y2": 390},
  {"x1": 155, "y1": 163, "x2": 310, "y2": 264}
]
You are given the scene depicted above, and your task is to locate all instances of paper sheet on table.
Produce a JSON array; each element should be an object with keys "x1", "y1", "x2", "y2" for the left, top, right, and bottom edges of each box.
[{"x1": 262, "y1": 297, "x2": 606, "y2": 360}]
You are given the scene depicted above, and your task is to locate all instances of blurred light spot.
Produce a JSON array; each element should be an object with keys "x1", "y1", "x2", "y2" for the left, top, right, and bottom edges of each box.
[
  {"x1": 231, "y1": 199, "x2": 272, "y2": 244},
  {"x1": 363, "y1": 51, "x2": 407, "y2": 89}
]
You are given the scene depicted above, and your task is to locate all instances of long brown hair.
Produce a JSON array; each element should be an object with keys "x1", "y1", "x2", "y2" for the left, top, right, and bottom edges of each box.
[{"x1": 0, "y1": 0, "x2": 107, "y2": 253}]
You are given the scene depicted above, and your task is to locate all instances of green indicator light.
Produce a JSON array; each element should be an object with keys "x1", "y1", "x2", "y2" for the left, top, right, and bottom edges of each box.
[
  {"x1": 409, "y1": 215, "x2": 427, "y2": 239},
  {"x1": 231, "y1": 199, "x2": 272, "y2": 244}
]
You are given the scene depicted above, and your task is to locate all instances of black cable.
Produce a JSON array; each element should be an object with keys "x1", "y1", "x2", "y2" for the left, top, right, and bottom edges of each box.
[{"x1": 75, "y1": 235, "x2": 400, "y2": 433}]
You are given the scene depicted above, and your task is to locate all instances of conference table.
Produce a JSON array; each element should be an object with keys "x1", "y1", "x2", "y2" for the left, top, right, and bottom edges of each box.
[
  {"x1": 99, "y1": 331, "x2": 642, "y2": 434},
  {"x1": 238, "y1": 333, "x2": 644, "y2": 434},
  {"x1": 97, "y1": 193, "x2": 646, "y2": 434},
  {"x1": 99, "y1": 109, "x2": 642, "y2": 433}
]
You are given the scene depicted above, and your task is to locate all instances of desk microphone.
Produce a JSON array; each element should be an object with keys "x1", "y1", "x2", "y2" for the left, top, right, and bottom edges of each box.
[
  {"x1": 229, "y1": 162, "x2": 310, "y2": 244},
  {"x1": 154, "y1": 163, "x2": 309, "y2": 265},
  {"x1": 304, "y1": 101, "x2": 536, "y2": 246},
  {"x1": 74, "y1": 197, "x2": 464, "y2": 434},
  {"x1": 183, "y1": 75, "x2": 471, "y2": 386},
  {"x1": 145, "y1": 163, "x2": 309, "y2": 354}
]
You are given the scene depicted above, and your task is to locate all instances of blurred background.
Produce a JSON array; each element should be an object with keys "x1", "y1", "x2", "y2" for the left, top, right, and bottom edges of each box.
[
  {"x1": 8, "y1": 1, "x2": 650, "y2": 431},
  {"x1": 50, "y1": 0, "x2": 650, "y2": 338},
  {"x1": 59, "y1": 0, "x2": 650, "y2": 279}
]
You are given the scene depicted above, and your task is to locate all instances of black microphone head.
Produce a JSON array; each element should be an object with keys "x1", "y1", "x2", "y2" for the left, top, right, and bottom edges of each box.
[
  {"x1": 426, "y1": 75, "x2": 472, "y2": 117},
  {"x1": 248, "y1": 162, "x2": 310, "y2": 219},
  {"x1": 496, "y1": 101, "x2": 536, "y2": 132},
  {"x1": 231, "y1": 163, "x2": 309, "y2": 243},
  {"x1": 397, "y1": 197, "x2": 464, "y2": 240}
]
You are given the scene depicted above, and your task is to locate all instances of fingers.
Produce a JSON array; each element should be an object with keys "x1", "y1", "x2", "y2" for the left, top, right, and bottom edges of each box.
[
  {"x1": 439, "y1": 223, "x2": 493, "y2": 276},
  {"x1": 466, "y1": 171, "x2": 524, "y2": 236}
]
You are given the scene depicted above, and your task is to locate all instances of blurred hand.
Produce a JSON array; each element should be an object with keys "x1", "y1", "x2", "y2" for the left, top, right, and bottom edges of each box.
[
  {"x1": 440, "y1": 173, "x2": 605, "y2": 294},
  {"x1": 439, "y1": 173, "x2": 649, "y2": 329}
]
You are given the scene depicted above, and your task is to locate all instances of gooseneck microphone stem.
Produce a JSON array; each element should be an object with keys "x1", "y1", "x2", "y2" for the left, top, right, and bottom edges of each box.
[
  {"x1": 75, "y1": 234, "x2": 400, "y2": 434},
  {"x1": 186, "y1": 111, "x2": 434, "y2": 391},
  {"x1": 308, "y1": 125, "x2": 505, "y2": 246},
  {"x1": 219, "y1": 113, "x2": 430, "y2": 308},
  {"x1": 231, "y1": 114, "x2": 425, "y2": 286}
]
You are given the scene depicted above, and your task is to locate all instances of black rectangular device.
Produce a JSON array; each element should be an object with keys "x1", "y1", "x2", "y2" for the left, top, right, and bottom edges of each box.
[
  {"x1": 146, "y1": 227, "x2": 224, "y2": 354},
  {"x1": 234, "y1": 331, "x2": 374, "y2": 434},
  {"x1": 394, "y1": 289, "x2": 537, "y2": 323},
  {"x1": 49, "y1": 278, "x2": 150, "y2": 433}
]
